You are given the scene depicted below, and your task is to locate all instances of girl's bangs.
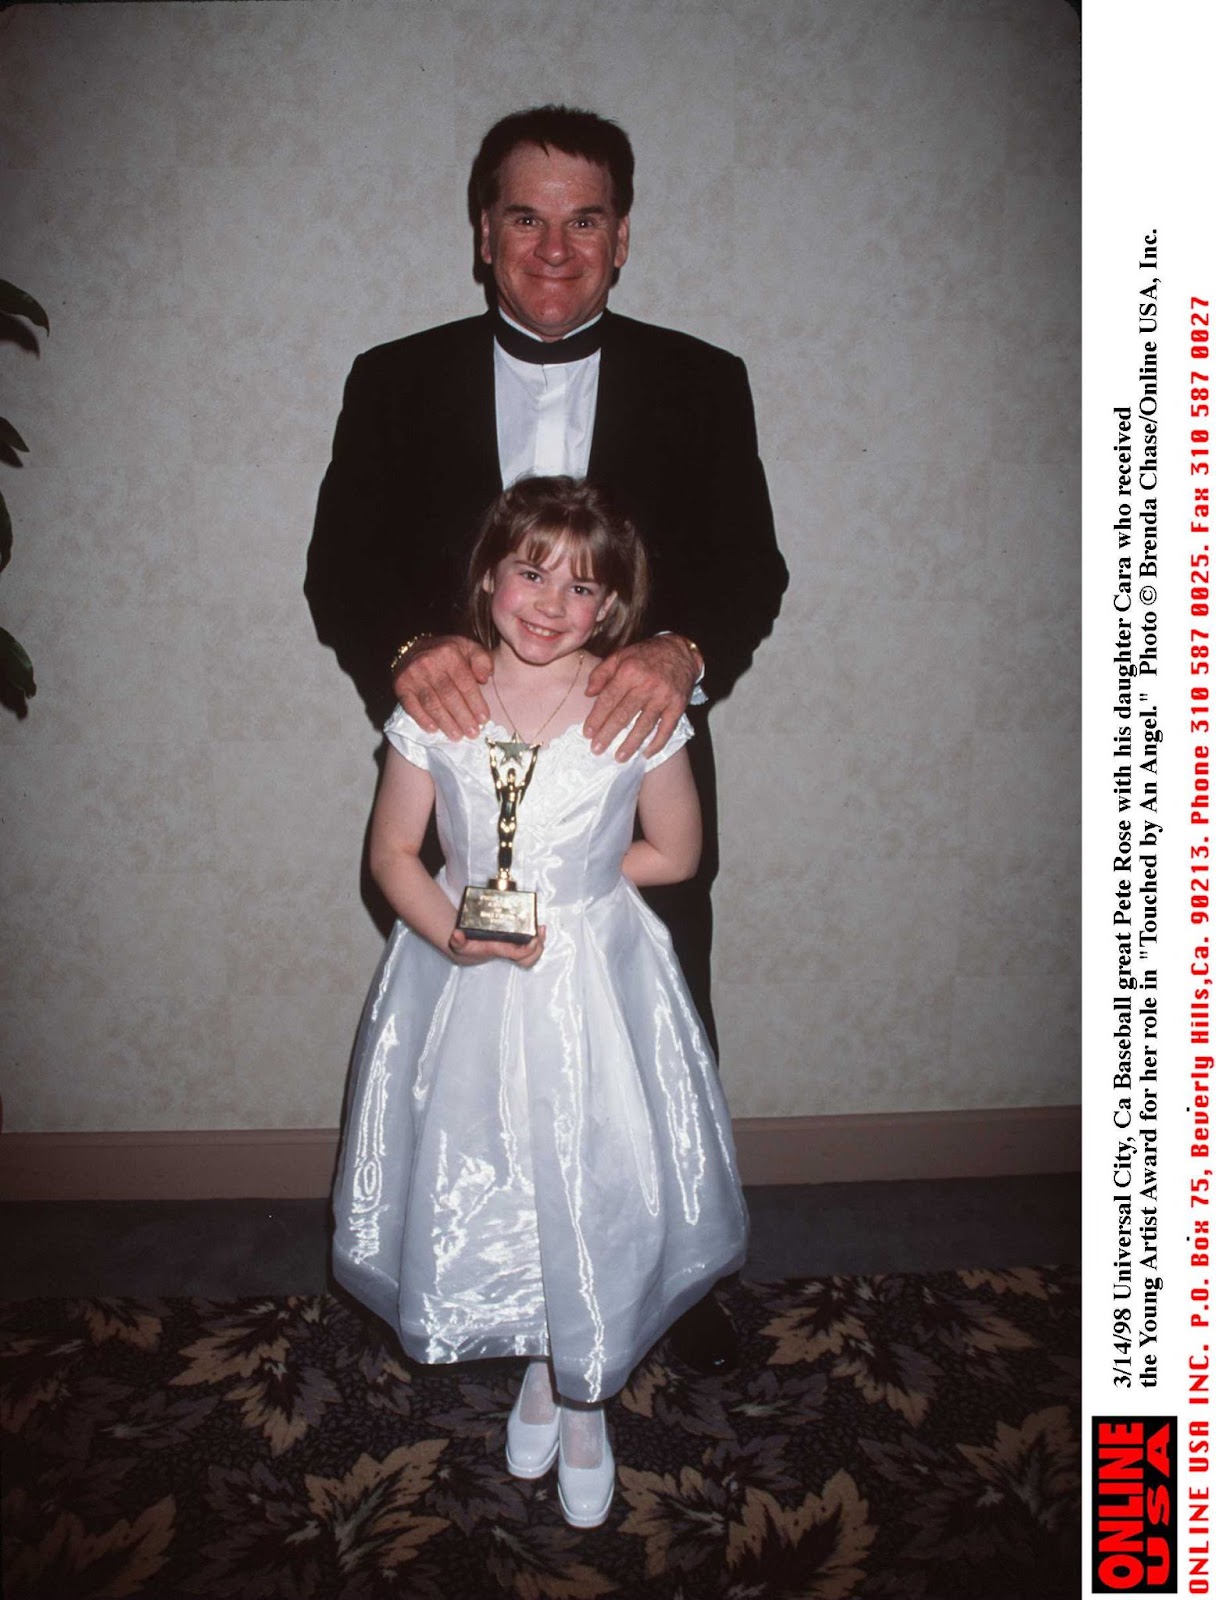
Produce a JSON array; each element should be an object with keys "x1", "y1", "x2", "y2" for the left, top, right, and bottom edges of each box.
[{"x1": 518, "y1": 523, "x2": 603, "y2": 583}]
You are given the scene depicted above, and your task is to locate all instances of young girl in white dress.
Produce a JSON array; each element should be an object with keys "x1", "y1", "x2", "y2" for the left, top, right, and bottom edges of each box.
[{"x1": 332, "y1": 476, "x2": 747, "y2": 1529}]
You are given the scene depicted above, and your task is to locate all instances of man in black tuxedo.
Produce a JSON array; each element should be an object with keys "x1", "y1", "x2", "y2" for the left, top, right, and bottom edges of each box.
[{"x1": 306, "y1": 106, "x2": 787, "y2": 1371}]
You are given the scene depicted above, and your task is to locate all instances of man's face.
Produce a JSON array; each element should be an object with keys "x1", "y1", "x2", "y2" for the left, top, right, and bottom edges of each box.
[{"x1": 479, "y1": 144, "x2": 630, "y2": 342}]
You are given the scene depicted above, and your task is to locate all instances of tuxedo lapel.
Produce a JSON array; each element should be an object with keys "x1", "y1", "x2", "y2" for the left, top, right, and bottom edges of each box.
[
  {"x1": 588, "y1": 314, "x2": 674, "y2": 536},
  {"x1": 588, "y1": 312, "x2": 643, "y2": 489},
  {"x1": 437, "y1": 313, "x2": 501, "y2": 500}
]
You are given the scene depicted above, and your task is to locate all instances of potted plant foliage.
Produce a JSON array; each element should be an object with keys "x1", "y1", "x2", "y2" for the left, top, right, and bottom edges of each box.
[{"x1": 1, "y1": 278, "x2": 48, "y2": 717}]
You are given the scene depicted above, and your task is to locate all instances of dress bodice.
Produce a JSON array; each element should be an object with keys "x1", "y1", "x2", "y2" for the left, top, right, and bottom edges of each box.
[{"x1": 385, "y1": 711, "x2": 691, "y2": 911}]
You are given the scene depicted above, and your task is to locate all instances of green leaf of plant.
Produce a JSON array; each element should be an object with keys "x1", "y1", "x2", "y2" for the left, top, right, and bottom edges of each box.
[
  {"x1": 0, "y1": 625, "x2": 36, "y2": 699},
  {"x1": 0, "y1": 280, "x2": 50, "y2": 332},
  {"x1": 0, "y1": 416, "x2": 29, "y2": 453},
  {"x1": 0, "y1": 489, "x2": 11, "y2": 570}
]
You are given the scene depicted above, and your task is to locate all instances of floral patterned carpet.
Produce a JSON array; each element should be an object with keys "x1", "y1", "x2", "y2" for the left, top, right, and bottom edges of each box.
[{"x1": 1, "y1": 1266, "x2": 1079, "y2": 1599}]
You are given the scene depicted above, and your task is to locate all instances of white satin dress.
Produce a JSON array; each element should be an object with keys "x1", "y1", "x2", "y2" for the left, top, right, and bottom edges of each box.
[{"x1": 331, "y1": 708, "x2": 748, "y2": 1403}]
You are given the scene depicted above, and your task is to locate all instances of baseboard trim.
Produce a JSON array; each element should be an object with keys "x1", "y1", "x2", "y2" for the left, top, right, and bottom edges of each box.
[{"x1": 0, "y1": 1107, "x2": 1079, "y2": 1201}]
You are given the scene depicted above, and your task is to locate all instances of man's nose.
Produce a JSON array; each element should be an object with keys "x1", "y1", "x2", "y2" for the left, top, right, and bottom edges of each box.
[{"x1": 533, "y1": 223, "x2": 571, "y2": 264}]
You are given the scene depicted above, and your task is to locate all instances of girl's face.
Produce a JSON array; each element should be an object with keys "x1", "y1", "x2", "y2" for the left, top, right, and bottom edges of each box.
[{"x1": 485, "y1": 539, "x2": 615, "y2": 667}]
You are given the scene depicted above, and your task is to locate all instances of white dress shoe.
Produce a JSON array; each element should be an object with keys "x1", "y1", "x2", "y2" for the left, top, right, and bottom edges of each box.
[
  {"x1": 556, "y1": 1405, "x2": 615, "y2": 1529},
  {"x1": 505, "y1": 1372, "x2": 560, "y2": 1479}
]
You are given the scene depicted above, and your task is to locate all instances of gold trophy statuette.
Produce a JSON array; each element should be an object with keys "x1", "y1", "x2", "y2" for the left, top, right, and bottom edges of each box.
[{"x1": 456, "y1": 737, "x2": 540, "y2": 943}]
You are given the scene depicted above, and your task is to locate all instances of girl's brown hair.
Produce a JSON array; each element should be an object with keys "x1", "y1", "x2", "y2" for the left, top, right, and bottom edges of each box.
[{"x1": 464, "y1": 477, "x2": 649, "y2": 655}]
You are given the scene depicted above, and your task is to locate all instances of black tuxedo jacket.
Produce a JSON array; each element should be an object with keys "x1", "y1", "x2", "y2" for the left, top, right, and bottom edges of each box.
[
  {"x1": 305, "y1": 309, "x2": 787, "y2": 1042},
  {"x1": 305, "y1": 309, "x2": 787, "y2": 729}
]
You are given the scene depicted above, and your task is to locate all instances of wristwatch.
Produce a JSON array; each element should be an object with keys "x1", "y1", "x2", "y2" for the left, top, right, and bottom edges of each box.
[
  {"x1": 668, "y1": 634, "x2": 704, "y2": 682},
  {"x1": 389, "y1": 634, "x2": 431, "y2": 675}
]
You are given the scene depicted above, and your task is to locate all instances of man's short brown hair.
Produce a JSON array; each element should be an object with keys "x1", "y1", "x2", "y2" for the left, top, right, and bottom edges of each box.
[{"x1": 471, "y1": 105, "x2": 635, "y2": 217}]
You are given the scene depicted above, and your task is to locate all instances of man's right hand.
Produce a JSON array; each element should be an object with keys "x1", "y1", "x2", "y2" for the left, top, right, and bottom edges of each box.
[{"x1": 393, "y1": 635, "x2": 493, "y2": 740}]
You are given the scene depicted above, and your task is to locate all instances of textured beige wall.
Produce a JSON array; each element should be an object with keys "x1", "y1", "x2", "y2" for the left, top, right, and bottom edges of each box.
[{"x1": 0, "y1": 0, "x2": 1079, "y2": 1132}]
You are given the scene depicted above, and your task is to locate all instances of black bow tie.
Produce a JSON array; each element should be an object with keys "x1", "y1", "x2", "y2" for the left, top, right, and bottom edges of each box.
[{"x1": 492, "y1": 310, "x2": 608, "y2": 365}]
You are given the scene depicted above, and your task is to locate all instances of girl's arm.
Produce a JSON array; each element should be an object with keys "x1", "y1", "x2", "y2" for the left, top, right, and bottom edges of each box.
[
  {"x1": 370, "y1": 748, "x2": 544, "y2": 967},
  {"x1": 622, "y1": 747, "x2": 702, "y2": 887}
]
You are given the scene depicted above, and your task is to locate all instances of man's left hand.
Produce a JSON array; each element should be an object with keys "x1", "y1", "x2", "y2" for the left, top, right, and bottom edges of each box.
[{"x1": 583, "y1": 635, "x2": 699, "y2": 761}]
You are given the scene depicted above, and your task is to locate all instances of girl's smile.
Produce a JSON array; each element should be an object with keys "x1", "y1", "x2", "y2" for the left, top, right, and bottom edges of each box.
[{"x1": 486, "y1": 545, "x2": 614, "y2": 667}]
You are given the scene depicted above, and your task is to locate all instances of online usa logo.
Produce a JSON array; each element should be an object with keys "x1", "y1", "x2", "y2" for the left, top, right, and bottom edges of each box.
[{"x1": 1093, "y1": 1417, "x2": 1178, "y2": 1593}]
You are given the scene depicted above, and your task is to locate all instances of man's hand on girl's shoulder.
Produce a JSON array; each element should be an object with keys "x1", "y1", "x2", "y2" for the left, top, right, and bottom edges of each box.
[
  {"x1": 583, "y1": 635, "x2": 699, "y2": 761},
  {"x1": 393, "y1": 635, "x2": 494, "y2": 740}
]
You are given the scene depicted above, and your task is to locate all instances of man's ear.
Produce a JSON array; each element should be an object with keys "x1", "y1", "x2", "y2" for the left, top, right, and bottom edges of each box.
[
  {"x1": 613, "y1": 214, "x2": 630, "y2": 271},
  {"x1": 479, "y1": 211, "x2": 493, "y2": 267}
]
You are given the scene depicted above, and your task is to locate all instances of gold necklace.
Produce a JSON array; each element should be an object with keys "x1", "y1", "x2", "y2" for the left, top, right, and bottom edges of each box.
[{"x1": 492, "y1": 652, "x2": 584, "y2": 744}]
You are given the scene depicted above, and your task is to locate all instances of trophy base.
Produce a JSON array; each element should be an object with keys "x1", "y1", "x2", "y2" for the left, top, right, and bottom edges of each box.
[{"x1": 457, "y1": 885, "x2": 538, "y2": 944}]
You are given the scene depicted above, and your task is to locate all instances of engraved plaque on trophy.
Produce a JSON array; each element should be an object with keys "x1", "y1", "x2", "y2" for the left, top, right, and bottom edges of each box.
[{"x1": 456, "y1": 737, "x2": 540, "y2": 943}]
